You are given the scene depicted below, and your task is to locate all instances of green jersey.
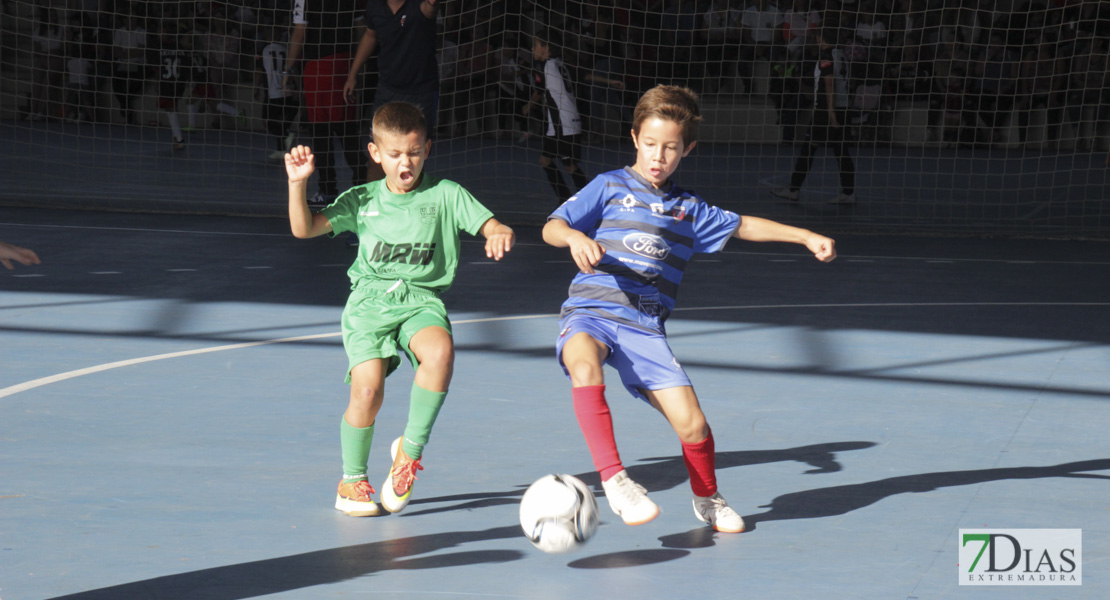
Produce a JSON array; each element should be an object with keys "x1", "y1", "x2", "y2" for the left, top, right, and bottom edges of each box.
[{"x1": 322, "y1": 175, "x2": 494, "y2": 294}]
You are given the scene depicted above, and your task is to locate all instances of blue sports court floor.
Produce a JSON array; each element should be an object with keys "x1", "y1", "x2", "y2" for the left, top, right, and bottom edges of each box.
[{"x1": 2, "y1": 205, "x2": 1109, "y2": 599}]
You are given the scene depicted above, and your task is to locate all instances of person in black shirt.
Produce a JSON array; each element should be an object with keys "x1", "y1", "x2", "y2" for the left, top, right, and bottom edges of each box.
[
  {"x1": 771, "y1": 27, "x2": 857, "y2": 205},
  {"x1": 343, "y1": 0, "x2": 440, "y2": 183}
]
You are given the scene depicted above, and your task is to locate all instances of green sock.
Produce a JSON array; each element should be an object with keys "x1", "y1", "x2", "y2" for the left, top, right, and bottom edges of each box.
[
  {"x1": 340, "y1": 417, "x2": 374, "y2": 478},
  {"x1": 401, "y1": 383, "x2": 447, "y2": 460}
]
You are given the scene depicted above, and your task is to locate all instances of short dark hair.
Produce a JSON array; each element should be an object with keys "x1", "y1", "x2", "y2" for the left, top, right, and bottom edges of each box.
[
  {"x1": 632, "y1": 85, "x2": 702, "y2": 145},
  {"x1": 534, "y1": 28, "x2": 562, "y2": 55},
  {"x1": 372, "y1": 101, "x2": 427, "y2": 139}
]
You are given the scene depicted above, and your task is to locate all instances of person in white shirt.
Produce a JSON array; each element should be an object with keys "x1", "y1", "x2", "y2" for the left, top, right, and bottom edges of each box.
[
  {"x1": 256, "y1": 26, "x2": 300, "y2": 159},
  {"x1": 522, "y1": 29, "x2": 589, "y2": 203}
]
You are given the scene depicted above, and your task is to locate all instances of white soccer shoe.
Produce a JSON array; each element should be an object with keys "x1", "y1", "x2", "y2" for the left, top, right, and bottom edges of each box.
[{"x1": 601, "y1": 470, "x2": 660, "y2": 526}]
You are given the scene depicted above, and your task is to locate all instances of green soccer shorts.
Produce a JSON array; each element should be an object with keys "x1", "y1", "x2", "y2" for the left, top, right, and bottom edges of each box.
[{"x1": 341, "y1": 280, "x2": 452, "y2": 383}]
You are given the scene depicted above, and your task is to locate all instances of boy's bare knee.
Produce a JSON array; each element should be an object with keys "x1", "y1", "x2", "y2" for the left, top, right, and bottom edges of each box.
[
  {"x1": 349, "y1": 383, "x2": 382, "y2": 408},
  {"x1": 673, "y1": 415, "x2": 709, "y2": 443},
  {"x1": 566, "y1": 360, "x2": 603, "y2": 387},
  {"x1": 419, "y1": 341, "x2": 455, "y2": 371}
]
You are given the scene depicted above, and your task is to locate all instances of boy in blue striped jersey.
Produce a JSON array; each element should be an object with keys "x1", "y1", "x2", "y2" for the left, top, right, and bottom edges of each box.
[{"x1": 543, "y1": 85, "x2": 837, "y2": 533}]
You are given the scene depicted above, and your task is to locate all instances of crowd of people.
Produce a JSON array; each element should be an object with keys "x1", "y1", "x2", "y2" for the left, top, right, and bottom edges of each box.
[
  {"x1": 13, "y1": 0, "x2": 1110, "y2": 151},
  {"x1": 533, "y1": 0, "x2": 1110, "y2": 149}
]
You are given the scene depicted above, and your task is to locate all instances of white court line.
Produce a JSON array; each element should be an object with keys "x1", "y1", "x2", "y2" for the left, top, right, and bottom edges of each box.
[
  {"x1": 0, "y1": 314, "x2": 556, "y2": 400},
  {"x1": 5, "y1": 302, "x2": 1107, "y2": 400},
  {"x1": 0, "y1": 221, "x2": 547, "y2": 248},
  {"x1": 5, "y1": 221, "x2": 1109, "y2": 265},
  {"x1": 0, "y1": 222, "x2": 289, "y2": 237},
  {"x1": 674, "y1": 301, "x2": 1110, "y2": 312}
]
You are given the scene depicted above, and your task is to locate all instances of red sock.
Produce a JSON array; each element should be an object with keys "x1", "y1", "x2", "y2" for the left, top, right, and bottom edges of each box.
[
  {"x1": 572, "y1": 385, "x2": 623, "y2": 481},
  {"x1": 682, "y1": 428, "x2": 717, "y2": 497}
]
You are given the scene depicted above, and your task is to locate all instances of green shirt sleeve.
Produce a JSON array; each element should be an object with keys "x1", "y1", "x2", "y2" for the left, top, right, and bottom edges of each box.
[
  {"x1": 321, "y1": 186, "x2": 366, "y2": 237},
  {"x1": 447, "y1": 180, "x2": 494, "y2": 236}
]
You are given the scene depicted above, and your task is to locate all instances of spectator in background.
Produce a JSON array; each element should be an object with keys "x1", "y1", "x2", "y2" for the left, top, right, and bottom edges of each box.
[
  {"x1": 523, "y1": 28, "x2": 588, "y2": 203},
  {"x1": 739, "y1": 0, "x2": 784, "y2": 96},
  {"x1": 343, "y1": 0, "x2": 441, "y2": 183},
  {"x1": 29, "y1": 7, "x2": 66, "y2": 121},
  {"x1": 256, "y1": 24, "x2": 300, "y2": 159},
  {"x1": 849, "y1": 61, "x2": 883, "y2": 143},
  {"x1": 154, "y1": 20, "x2": 191, "y2": 150},
  {"x1": 111, "y1": 8, "x2": 148, "y2": 125},
  {"x1": 285, "y1": 0, "x2": 368, "y2": 207},
  {"x1": 771, "y1": 26, "x2": 856, "y2": 204}
]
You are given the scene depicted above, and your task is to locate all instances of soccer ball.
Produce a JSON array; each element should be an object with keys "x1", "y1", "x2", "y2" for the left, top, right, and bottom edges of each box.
[{"x1": 519, "y1": 474, "x2": 600, "y2": 554}]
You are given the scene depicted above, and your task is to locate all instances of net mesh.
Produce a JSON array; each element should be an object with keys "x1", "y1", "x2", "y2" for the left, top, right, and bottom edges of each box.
[{"x1": 2, "y1": 0, "x2": 1108, "y2": 237}]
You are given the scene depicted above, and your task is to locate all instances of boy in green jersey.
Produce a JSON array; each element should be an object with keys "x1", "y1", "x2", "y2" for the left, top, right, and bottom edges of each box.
[{"x1": 285, "y1": 101, "x2": 515, "y2": 516}]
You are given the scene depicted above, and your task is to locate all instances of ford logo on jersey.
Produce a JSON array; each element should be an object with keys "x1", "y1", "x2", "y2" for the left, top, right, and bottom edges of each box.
[{"x1": 623, "y1": 233, "x2": 671, "y2": 259}]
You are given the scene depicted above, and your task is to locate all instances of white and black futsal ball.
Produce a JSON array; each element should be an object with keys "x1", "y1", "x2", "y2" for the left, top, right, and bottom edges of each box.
[{"x1": 519, "y1": 473, "x2": 600, "y2": 553}]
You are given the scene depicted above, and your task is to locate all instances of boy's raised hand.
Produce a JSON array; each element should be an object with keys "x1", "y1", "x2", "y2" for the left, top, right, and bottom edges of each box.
[{"x1": 285, "y1": 145, "x2": 316, "y2": 183}]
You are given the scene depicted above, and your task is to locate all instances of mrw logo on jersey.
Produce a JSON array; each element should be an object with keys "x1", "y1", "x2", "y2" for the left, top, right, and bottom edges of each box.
[{"x1": 368, "y1": 242, "x2": 437, "y2": 266}]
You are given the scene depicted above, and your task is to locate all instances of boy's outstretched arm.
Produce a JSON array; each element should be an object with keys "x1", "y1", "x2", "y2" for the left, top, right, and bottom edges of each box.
[
  {"x1": 0, "y1": 241, "x2": 40, "y2": 270},
  {"x1": 285, "y1": 145, "x2": 333, "y2": 239},
  {"x1": 543, "y1": 217, "x2": 606, "y2": 274},
  {"x1": 734, "y1": 216, "x2": 837, "y2": 262},
  {"x1": 479, "y1": 217, "x2": 515, "y2": 261}
]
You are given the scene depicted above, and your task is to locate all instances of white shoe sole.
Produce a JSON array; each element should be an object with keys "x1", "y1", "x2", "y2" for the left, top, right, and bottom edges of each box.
[
  {"x1": 692, "y1": 503, "x2": 745, "y2": 533},
  {"x1": 612, "y1": 504, "x2": 660, "y2": 526},
  {"x1": 335, "y1": 494, "x2": 380, "y2": 517}
]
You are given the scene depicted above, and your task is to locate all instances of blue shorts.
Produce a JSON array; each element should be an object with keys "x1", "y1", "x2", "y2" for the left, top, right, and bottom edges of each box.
[{"x1": 556, "y1": 311, "x2": 691, "y2": 402}]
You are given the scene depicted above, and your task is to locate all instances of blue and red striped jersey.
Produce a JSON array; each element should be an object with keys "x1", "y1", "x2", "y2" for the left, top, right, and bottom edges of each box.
[{"x1": 549, "y1": 167, "x2": 741, "y2": 333}]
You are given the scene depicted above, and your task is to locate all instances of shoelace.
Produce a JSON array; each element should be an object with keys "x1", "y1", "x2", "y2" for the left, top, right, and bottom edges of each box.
[
  {"x1": 391, "y1": 459, "x2": 424, "y2": 494},
  {"x1": 344, "y1": 479, "x2": 376, "y2": 499},
  {"x1": 702, "y1": 495, "x2": 737, "y2": 519},
  {"x1": 616, "y1": 478, "x2": 649, "y2": 504}
]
